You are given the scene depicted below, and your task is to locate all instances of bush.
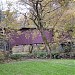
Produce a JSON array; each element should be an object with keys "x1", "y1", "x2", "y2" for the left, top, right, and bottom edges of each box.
[
  {"x1": 0, "y1": 51, "x2": 5, "y2": 63},
  {"x1": 51, "y1": 53, "x2": 60, "y2": 59},
  {"x1": 9, "y1": 54, "x2": 22, "y2": 60},
  {"x1": 33, "y1": 51, "x2": 47, "y2": 59},
  {"x1": 22, "y1": 53, "x2": 34, "y2": 59}
]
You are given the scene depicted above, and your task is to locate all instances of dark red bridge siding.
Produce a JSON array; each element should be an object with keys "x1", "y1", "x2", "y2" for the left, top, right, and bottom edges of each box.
[{"x1": 8, "y1": 29, "x2": 53, "y2": 46}]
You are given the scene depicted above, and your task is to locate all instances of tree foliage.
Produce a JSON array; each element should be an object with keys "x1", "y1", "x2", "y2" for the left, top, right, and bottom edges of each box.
[{"x1": 18, "y1": 0, "x2": 75, "y2": 58}]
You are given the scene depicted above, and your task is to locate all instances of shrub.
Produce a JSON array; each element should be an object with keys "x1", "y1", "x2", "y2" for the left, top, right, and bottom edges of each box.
[
  {"x1": 9, "y1": 54, "x2": 22, "y2": 60},
  {"x1": 33, "y1": 51, "x2": 47, "y2": 59},
  {"x1": 0, "y1": 51, "x2": 5, "y2": 63},
  {"x1": 51, "y1": 53, "x2": 60, "y2": 59},
  {"x1": 22, "y1": 53, "x2": 34, "y2": 59}
]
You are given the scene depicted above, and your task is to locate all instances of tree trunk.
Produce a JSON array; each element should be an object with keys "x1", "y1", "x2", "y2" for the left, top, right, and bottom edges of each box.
[
  {"x1": 29, "y1": 45, "x2": 33, "y2": 53},
  {"x1": 39, "y1": 28, "x2": 52, "y2": 59}
]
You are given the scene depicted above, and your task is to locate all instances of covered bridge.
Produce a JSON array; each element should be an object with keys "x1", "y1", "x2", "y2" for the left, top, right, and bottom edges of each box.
[{"x1": 7, "y1": 28, "x2": 53, "y2": 47}]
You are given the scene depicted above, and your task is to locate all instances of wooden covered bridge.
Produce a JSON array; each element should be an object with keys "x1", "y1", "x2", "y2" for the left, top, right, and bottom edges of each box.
[{"x1": 0, "y1": 28, "x2": 53, "y2": 53}]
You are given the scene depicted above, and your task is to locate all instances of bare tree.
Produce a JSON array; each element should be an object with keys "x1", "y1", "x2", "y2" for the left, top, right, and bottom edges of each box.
[{"x1": 18, "y1": 0, "x2": 71, "y2": 58}]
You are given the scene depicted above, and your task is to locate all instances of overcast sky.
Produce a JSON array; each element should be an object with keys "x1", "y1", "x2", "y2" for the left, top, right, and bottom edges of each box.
[
  {"x1": 0, "y1": 0, "x2": 18, "y2": 4},
  {"x1": 0, "y1": 0, "x2": 18, "y2": 10},
  {"x1": 0, "y1": 0, "x2": 29, "y2": 13}
]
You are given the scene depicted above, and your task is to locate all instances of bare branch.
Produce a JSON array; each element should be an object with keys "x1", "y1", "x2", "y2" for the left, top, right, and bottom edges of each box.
[
  {"x1": 42, "y1": 0, "x2": 52, "y2": 12},
  {"x1": 42, "y1": 6, "x2": 62, "y2": 19}
]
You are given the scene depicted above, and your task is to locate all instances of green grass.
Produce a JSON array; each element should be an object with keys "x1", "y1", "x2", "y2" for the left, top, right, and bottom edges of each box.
[{"x1": 0, "y1": 59, "x2": 75, "y2": 75}]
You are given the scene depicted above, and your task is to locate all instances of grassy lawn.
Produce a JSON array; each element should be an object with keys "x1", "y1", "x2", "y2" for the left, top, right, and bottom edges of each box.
[{"x1": 0, "y1": 59, "x2": 75, "y2": 75}]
